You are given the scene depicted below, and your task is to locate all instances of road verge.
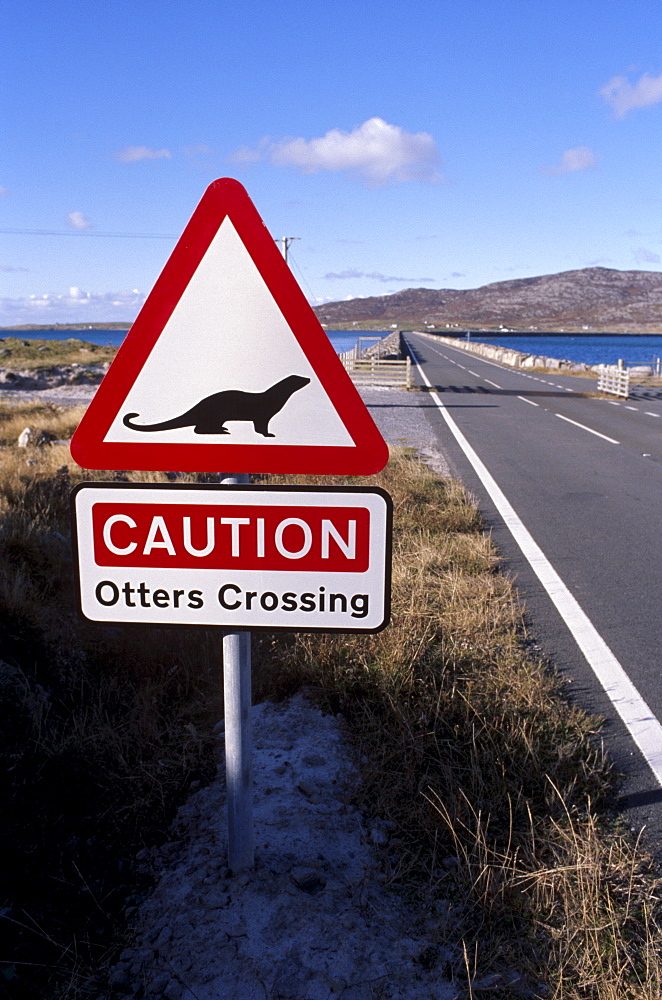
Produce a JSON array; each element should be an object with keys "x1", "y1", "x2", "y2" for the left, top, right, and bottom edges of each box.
[{"x1": 0, "y1": 398, "x2": 659, "y2": 998}]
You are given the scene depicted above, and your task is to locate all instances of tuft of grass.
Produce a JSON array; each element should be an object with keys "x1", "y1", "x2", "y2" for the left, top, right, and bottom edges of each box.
[{"x1": 0, "y1": 401, "x2": 84, "y2": 443}]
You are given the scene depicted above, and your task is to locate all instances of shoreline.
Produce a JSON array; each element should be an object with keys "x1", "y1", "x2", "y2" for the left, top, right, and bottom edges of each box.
[{"x1": 0, "y1": 322, "x2": 131, "y2": 332}]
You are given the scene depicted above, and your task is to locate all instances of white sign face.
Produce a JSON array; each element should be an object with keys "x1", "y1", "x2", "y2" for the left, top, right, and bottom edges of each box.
[
  {"x1": 72, "y1": 483, "x2": 392, "y2": 633},
  {"x1": 103, "y1": 220, "x2": 354, "y2": 450}
]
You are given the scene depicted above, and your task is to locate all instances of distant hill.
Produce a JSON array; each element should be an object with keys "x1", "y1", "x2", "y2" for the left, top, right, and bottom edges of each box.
[{"x1": 313, "y1": 267, "x2": 662, "y2": 332}]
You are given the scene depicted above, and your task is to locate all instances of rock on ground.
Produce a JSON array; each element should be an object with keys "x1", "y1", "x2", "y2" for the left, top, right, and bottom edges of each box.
[{"x1": 108, "y1": 693, "x2": 458, "y2": 1000}]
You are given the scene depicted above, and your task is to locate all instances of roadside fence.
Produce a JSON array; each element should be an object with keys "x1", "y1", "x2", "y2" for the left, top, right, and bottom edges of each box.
[
  {"x1": 597, "y1": 366, "x2": 630, "y2": 399},
  {"x1": 340, "y1": 355, "x2": 412, "y2": 388}
]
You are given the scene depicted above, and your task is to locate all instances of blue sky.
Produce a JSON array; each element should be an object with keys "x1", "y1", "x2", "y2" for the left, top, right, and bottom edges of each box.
[{"x1": 2, "y1": 0, "x2": 662, "y2": 326}]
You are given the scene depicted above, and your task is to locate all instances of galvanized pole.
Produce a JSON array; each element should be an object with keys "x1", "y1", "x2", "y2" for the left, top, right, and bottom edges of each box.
[{"x1": 219, "y1": 472, "x2": 254, "y2": 872}]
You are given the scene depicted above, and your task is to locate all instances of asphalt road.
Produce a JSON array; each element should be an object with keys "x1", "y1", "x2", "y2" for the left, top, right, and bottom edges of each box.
[{"x1": 403, "y1": 333, "x2": 662, "y2": 851}]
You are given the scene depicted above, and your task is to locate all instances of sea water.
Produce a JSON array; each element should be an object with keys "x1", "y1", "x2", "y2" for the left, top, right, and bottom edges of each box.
[
  {"x1": 5, "y1": 327, "x2": 659, "y2": 366},
  {"x1": 467, "y1": 333, "x2": 662, "y2": 368},
  {"x1": 0, "y1": 328, "x2": 390, "y2": 356}
]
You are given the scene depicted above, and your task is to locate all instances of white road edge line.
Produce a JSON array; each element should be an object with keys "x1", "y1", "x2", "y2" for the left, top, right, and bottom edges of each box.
[
  {"x1": 407, "y1": 340, "x2": 662, "y2": 788},
  {"x1": 554, "y1": 412, "x2": 620, "y2": 444},
  {"x1": 517, "y1": 396, "x2": 539, "y2": 407}
]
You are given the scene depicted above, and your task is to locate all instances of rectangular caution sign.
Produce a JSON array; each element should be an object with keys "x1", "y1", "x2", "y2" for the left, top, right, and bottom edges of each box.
[{"x1": 71, "y1": 482, "x2": 392, "y2": 632}]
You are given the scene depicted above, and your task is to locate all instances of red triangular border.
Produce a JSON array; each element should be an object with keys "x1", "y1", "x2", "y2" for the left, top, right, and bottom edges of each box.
[{"x1": 70, "y1": 178, "x2": 389, "y2": 475}]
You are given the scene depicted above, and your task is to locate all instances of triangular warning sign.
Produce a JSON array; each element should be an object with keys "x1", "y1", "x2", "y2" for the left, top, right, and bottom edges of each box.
[{"x1": 70, "y1": 178, "x2": 388, "y2": 475}]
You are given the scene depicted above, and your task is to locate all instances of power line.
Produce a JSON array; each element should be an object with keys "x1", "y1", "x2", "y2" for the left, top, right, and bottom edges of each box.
[
  {"x1": 275, "y1": 237, "x2": 319, "y2": 302},
  {"x1": 276, "y1": 236, "x2": 300, "y2": 262},
  {"x1": 0, "y1": 228, "x2": 178, "y2": 239},
  {"x1": 0, "y1": 228, "x2": 322, "y2": 301},
  {"x1": 285, "y1": 247, "x2": 319, "y2": 306}
]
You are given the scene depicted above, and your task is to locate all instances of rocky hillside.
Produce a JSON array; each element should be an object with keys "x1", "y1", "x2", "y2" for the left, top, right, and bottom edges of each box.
[{"x1": 313, "y1": 267, "x2": 662, "y2": 332}]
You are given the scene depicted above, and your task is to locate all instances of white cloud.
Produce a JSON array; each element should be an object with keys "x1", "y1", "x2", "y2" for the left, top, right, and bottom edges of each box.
[
  {"x1": 231, "y1": 118, "x2": 442, "y2": 185},
  {"x1": 114, "y1": 145, "x2": 172, "y2": 163},
  {"x1": 324, "y1": 269, "x2": 435, "y2": 283},
  {"x1": 182, "y1": 143, "x2": 215, "y2": 160},
  {"x1": 66, "y1": 210, "x2": 92, "y2": 230},
  {"x1": 600, "y1": 71, "x2": 662, "y2": 118},
  {"x1": 543, "y1": 146, "x2": 598, "y2": 175},
  {"x1": 231, "y1": 137, "x2": 271, "y2": 165},
  {"x1": 0, "y1": 288, "x2": 146, "y2": 327},
  {"x1": 634, "y1": 247, "x2": 661, "y2": 264}
]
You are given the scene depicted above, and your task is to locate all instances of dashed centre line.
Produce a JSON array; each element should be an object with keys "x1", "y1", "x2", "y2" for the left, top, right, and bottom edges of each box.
[
  {"x1": 555, "y1": 412, "x2": 620, "y2": 444},
  {"x1": 405, "y1": 337, "x2": 662, "y2": 790},
  {"x1": 418, "y1": 338, "x2": 662, "y2": 428}
]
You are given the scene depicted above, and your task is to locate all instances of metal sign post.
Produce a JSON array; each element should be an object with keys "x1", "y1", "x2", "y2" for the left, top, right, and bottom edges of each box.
[
  {"x1": 222, "y1": 627, "x2": 254, "y2": 871},
  {"x1": 69, "y1": 178, "x2": 391, "y2": 877},
  {"x1": 219, "y1": 472, "x2": 254, "y2": 871},
  {"x1": 71, "y1": 478, "x2": 391, "y2": 876}
]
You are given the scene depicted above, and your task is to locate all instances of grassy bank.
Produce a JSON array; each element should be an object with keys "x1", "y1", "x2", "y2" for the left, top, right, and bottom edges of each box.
[
  {"x1": 0, "y1": 400, "x2": 660, "y2": 998},
  {"x1": 257, "y1": 458, "x2": 662, "y2": 998},
  {"x1": 0, "y1": 338, "x2": 117, "y2": 370}
]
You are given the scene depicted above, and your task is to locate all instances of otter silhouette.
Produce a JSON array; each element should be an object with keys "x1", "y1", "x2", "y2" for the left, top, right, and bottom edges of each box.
[{"x1": 122, "y1": 374, "x2": 310, "y2": 438}]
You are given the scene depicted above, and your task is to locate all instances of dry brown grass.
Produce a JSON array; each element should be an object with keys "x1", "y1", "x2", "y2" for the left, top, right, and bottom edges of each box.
[
  {"x1": 0, "y1": 403, "x2": 223, "y2": 999},
  {"x1": 0, "y1": 401, "x2": 86, "y2": 441},
  {"x1": 254, "y1": 449, "x2": 662, "y2": 998},
  {"x1": 0, "y1": 405, "x2": 660, "y2": 998},
  {"x1": 524, "y1": 366, "x2": 599, "y2": 379}
]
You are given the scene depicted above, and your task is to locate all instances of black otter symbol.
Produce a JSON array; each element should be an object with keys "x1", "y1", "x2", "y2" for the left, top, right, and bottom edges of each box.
[{"x1": 122, "y1": 374, "x2": 310, "y2": 437}]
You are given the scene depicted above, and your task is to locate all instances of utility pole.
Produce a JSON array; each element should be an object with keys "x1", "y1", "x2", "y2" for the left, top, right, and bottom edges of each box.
[{"x1": 277, "y1": 237, "x2": 300, "y2": 263}]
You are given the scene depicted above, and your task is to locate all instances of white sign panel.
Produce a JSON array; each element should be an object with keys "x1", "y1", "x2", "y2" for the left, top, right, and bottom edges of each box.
[{"x1": 72, "y1": 483, "x2": 392, "y2": 633}]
